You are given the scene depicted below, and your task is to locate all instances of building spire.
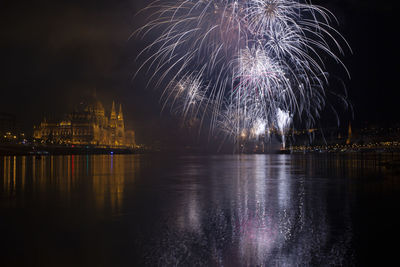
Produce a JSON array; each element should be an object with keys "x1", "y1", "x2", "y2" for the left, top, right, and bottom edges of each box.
[
  {"x1": 110, "y1": 101, "x2": 117, "y2": 127},
  {"x1": 117, "y1": 104, "x2": 124, "y2": 130},
  {"x1": 118, "y1": 104, "x2": 124, "y2": 121},
  {"x1": 346, "y1": 121, "x2": 352, "y2": 145},
  {"x1": 111, "y1": 101, "x2": 116, "y2": 118}
]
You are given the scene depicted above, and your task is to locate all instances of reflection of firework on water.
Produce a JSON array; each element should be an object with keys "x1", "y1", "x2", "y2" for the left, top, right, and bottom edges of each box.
[{"x1": 135, "y1": 0, "x2": 350, "y2": 148}]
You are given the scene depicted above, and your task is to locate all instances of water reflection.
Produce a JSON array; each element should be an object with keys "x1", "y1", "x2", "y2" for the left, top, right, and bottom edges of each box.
[
  {"x1": 0, "y1": 155, "x2": 139, "y2": 216},
  {"x1": 155, "y1": 155, "x2": 359, "y2": 265},
  {"x1": 1, "y1": 153, "x2": 399, "y2": 266}
]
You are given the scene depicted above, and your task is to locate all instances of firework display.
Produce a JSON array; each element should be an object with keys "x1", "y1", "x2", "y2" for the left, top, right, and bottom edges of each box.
[{"x1": 135, "y1": 0, "x2": 349, "y2": 148}]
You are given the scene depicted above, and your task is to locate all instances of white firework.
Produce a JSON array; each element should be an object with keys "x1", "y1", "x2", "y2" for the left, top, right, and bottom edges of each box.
[{"x1": 135, "y1": 0, "x2": 350, "y2": 150}]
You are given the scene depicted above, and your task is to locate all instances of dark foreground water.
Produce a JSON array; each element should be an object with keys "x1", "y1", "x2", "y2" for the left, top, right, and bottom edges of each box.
[{"x1": 1, "y1": 154, "x2": 400, "y2": 266}]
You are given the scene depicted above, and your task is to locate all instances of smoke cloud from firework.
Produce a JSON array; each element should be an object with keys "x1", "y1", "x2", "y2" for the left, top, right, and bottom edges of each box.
[{"x1": 135, "y1": 0, "x2": 350, "y2": 149}]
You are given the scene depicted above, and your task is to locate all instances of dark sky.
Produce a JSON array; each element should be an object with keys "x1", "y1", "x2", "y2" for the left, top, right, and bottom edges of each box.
[{"x1": 0, "y1": 0, "x2": 398, "y2": 144}]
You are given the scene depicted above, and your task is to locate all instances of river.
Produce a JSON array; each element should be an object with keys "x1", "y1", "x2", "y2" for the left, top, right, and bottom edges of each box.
[{"x1": 1, "y1": 153, "x2": 399, "y2": 266}]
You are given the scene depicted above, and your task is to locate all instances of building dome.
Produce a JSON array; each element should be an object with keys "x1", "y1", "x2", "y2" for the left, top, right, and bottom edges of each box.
[
  {"x1": 93, "y1": 101, "x2": 105, "y2": 117},
  {"x1": 80, "y1": 96, "x2": 105, "y2": 117}
]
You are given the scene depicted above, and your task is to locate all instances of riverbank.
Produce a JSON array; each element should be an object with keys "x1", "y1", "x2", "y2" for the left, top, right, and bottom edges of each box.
[{"x1": 0, "y1": 144, "x2": 147, "y2": 156}]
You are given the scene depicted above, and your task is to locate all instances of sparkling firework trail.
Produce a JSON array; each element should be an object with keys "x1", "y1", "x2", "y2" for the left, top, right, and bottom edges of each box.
[
  {"x1": 276, "y1": 108, "x2": 292, "y2": 149},
  {"x1": 135, "y1": 0, "x2": 350, "y2": 149}
]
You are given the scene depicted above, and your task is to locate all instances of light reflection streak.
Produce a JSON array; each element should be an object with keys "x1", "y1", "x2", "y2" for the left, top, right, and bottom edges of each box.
[
  {"x1": 278, "y1": 154, "x2": 290, "y2": 208},
  {"x1": 3, "y1": 156, "x2": 6, "y2": 189},
  {"x1": 110, "y1": 154, "x2": 113, "y2": 172},
  {"x1": 71, "y1": 155, "x2": 74, "y2": 178},
  {"x1": 13, "y1": 156, "x2": 16, "y2": 192},
  {"x1": 21, "y1": 156, "x2": 26, "y2": 191},
  {"x1": 86, "y1": 155, "x2": 89, "y2": 176}
]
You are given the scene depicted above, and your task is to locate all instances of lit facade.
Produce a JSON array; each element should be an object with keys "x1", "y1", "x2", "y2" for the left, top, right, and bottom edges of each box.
[{"x1": 34, "y1": 100, "x2": 135, "y2": 148}]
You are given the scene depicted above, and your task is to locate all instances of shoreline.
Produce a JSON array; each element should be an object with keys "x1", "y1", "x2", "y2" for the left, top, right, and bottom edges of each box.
[
  {"x1": 2, "y1": 143, "x2": 400, "y2": 156},
  {"x1": 0, "y1": 144, "x2": 147, "y2": 156}
]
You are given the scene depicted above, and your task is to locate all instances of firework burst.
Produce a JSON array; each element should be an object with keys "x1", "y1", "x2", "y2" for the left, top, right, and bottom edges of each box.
[{"x1": 135, "y1": 0, "x2": 350, "y2": 150}]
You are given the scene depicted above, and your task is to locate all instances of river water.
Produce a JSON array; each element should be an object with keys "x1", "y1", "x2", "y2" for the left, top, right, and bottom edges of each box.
[{"x1": 1, "y1": 154, "x2": 399, "y2": 266}]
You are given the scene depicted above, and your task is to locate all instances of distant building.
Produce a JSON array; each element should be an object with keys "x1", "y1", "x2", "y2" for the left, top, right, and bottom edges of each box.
[
  {"x1": 346, "y1": 122, "x2": 352, "y2": 145},
  {"x1": 34, "y1": 99, "x2": 135, "y2": 148}
]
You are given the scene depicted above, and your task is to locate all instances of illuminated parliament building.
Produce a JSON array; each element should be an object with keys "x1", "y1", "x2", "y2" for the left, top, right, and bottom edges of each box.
[{"x1": 34, "y1": 99, "x2": 135, "y2": 148}]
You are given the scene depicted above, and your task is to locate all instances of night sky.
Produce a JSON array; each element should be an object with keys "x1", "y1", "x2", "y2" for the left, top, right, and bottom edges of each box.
[{"x1": 0, "y1": 0, "x2": 398, "y2": 144}]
